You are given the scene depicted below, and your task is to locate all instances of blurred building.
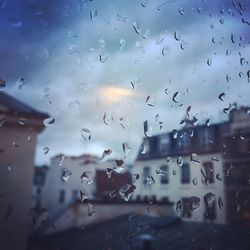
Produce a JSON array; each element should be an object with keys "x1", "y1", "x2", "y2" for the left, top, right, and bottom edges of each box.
[
  {"x1": 32, "y1": 165, "x2": 49, "y2": 209},
  {"x1": 131, "y1": 106, "x2": 250, "y2": 224},
  {"x1": 0, "y1": 92, "x2": 48, "y2": 250},
  {"x1": 39, "y1": 154, "x2": 132, "y2": 232}
]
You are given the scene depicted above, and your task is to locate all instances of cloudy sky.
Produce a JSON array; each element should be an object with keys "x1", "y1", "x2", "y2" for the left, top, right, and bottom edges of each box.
[{"x1": 0, "y1": 0, "x2": 249, "y2": 165}]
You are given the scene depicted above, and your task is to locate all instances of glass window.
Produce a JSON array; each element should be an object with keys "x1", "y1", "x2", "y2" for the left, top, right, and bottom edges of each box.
[
  {"x1": 202, "y1": 162, "x2": 214, "y2": 184},
  {"x1": 181, "y1": 163, "x2": 190, "y2": 184}
]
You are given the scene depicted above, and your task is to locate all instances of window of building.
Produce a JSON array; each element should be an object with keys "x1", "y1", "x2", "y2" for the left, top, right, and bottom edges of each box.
[
  {"x1": 59, "y1": 190, "x2": 65, "y2": 203},
  {"x1": 181, "y1": 163, "x2": 190, "y2": 184},
  {"x1": 202, "y1": 162, "x2": 214, "y2": 184},
  {"x1": 159, "y1": 165, "x2": 169, "y2": 184},
  {"x1": 143, "y1": 166, "x2": 150, "y2": 185},
  {"x1": 181, "y1": 197, "x2": 192, "y2": 218},
  {"x1": 159, "y1": 134, "x2": 170, "y2": 152}
]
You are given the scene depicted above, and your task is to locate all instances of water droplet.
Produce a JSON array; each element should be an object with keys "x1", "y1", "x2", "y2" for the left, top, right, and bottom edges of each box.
[
  {"x1": 43, "y1": 147, "x2": 49, "y2": 155},
  {"x1": 162, "y1": 46, "x2": 170, "y2": 56},
  {"x1": 132, "y1": 173, "x2": 140, "y2": 183},
  {"x1": 122, "y1": 142, "x2": 131, "y2": 158},
  {"x1": 7, "y1": 164, "x2": 11, "y2": 172},
  {"x1": 155, "y1": 165, "x2": 168, "y2": 176},
  {"x1": 99, "y1": 53, "x2": 109, "y2": 63},
  {"x1": 98, "y1": 38, "x2": 106, "y2": 48},
  {"x1": 176, "y1": 200, "x2": 182, "y2": 212},
  {"x1": 59, "y1": 154, "x2": 65, "y2": 167},
  {"x1": 43, "y1": 117, "x2": 55, "y2": 126},
  {"x1": 231, "y1": 33, "x2": 236, "y2": 43},
  {"x1": 116, "y1": 14, "x2": 127, "y2": 22},
  {"x1": 156, "y1": 34, "x2": 165, "y2": 45},
  {"x1": 191, "y1": 153, "x2": 200, "y2": 164},
  {"x1": 218, "y1": 197, "x2": 223, "y2": 209},
  {"x1": 177, "y1": 156, "x2": 183, "y2": 166},
  {"x1": 81, "y1": 128, "x2": 91, "y2": 141},
  {"x1": 67, "y1": 30, "x2": 78, "y2": 39},
  {"x1": 100, "y1": 149, "x2": 112, "y2": 161},
  {"x1": 119, "y1": 184, "x2": 136, "y2": 201},
  {"x1": 190, "y1": 196, "x2": 200, "y2": 211},
  {"x1": 216, "y1": 173, "x2": 223, "y2": 181},
  {"x1": 207, "y1": 58, "x2": 212, "y2": 66},
  {"x1": 68, "y1": 100, "x2": 80, "y2": 110},
  {"x1": 144, "y1": 176, "x2": 155, "y2": 189},
  {"x1": 142, "y1": 29, "x2": 151, "y2": 39},
  {"x1": 173, "y1": 129, "x2": 178, "y2": 139},
  {"x1": 172, "y1": 168, "x2": 177, "y2": 175},
  {"x1": 9, "y1": 17, "x2": 22, "y2": 27},
  {"x1": 80, "y1": 189, "x2": 88, "y2": 203},
  {"x1": 166, "y1": 157, "x2": 172, "y2": 163},
  {"x1": 0, "y1": 78, "x2": 6, "y2": 89},
  {"x1": 81, "y1": 171, "x2": 94, "y2": 184},
  {"x1": 141, "y1": 2, "x2": 148, "y2": 7},
  {"x1": 172, "y1": 91, "x2": 179, "y2": 103},
  {"x1": 211, "y1": 156, "x2": 219, "y2": 161},
  {"x1": 174, "y1": 31, "x2": 181, "y2": 41},
  {"x1": 90, "y1": 10, "x2": 97, "y2": 21},
  {"x1": 192, "y1": 178, "x2": 198, "y2": 185},
  {"x1": 62, "y1": 168, "x2": 72, "y2": 182},
  {"x1": 219, "y1": 92, "x2": 225, "y2": 101},
  {"x1": 133, "y1": 21, "x2": 141, "y2": 34},
  {"x1": 119, "y1": 38, "x2": 126, "y2": 51},
  {"x1": 16, "y1": 78, "x2": 25, "y2": 89},
  {"x1": 204, "y1": 192, "x2": 215, "y2": 208},
  {"x1": 157, "y1": 2, "x2": 167, "y2": 11},
  {"x1": 179, "y1": 7, "x2": 184, "y2": 15}
]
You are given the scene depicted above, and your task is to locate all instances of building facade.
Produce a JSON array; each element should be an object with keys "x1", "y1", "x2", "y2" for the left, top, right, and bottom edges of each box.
[
  {"x1": 0, "y1": 92, "x2": 48, "y2": 250},
  {"x1": 131, "y1": 106, "x2": 250, "y2": 224}
]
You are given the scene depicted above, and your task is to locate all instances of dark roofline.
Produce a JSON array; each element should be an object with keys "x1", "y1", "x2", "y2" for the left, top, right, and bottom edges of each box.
[{"x1": 0, "y1": 92, "x2": 48, "y2": 119}]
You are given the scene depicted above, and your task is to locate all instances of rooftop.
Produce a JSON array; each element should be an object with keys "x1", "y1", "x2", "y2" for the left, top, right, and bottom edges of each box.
[{"x1": 29, "y1": 214, "x2": 250, "y2": 250}]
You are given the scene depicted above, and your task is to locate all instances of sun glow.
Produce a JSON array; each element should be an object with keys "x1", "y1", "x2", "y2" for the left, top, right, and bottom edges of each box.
[{"x1": 101, "y1": 86, "x2": 133, "y2": 102}]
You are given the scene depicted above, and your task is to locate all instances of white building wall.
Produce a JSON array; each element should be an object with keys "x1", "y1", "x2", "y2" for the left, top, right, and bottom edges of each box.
[{"x1": 131, "y1": 153, "x2": 226, "y2": 224}]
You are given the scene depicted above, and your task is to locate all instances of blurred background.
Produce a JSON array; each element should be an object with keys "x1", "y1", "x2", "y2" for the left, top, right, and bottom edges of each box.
[{"x1": 0, "y1": 0, "x2": 250, "y2": 249}]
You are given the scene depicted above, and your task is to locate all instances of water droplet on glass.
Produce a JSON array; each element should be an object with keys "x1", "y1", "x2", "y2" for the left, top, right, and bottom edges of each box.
[
  {"x1": 132, "y1": 173, "x2": 140, "y2": 183},
  {"x1": 162, "y1": 46, "x2": 170, "y2": 56},
  {"x1": 172, "y1": 91, "x2": 179, "y2": 103},
  {"x1": 81, "y1": 171, "x2": 94, "y2": 184},
  {"x1": 218, "y1": 197, "x2": 223, "y2": 209},
  {"x1": 204, "y1": 192, "x2": 216, "y2": 208},
  {"x1": 16, "y1": 78, "x2": 25, "y2": 89},
  {"x1": 231, "y1": 33, "x2": 236, "y2": 43},
  {"x1": 155, "y1": 165, "x2": 168, "y2": 176},
  {"x1": 172, "y1": 168, "x2": 177, "y2": 175},
  {"x1": 174, "y1": 31, "x2": 181, "y2": 41},
  {"x1": 81, "y1": 128, "x2": 91, "y2": 141},
  {"x1": 173, "y1": 129, "x2": 178, "y2": 139},
  {"x1": 59, "y1": 154, "x2": 65, "y2": 167},
  {"x1": 99, "y1": 53, "x2": 109, "y2": 63},
  {"x1": 177, "y1": 156, "x2": 183, "y2": 166},
  {"x1": 7, "y1": 164, "x2": 11, "y2": 172},
  {"x1": 133, "y1": 21, "x2": 141, "y2": 34},
  {"x1": 216, "y1": 173, "x2": 223, "y2": 181},
  {"x1": 144, "y1": 176, "x2": 155, "y2": 189},
  {"x1": 80, "y1": 189, "x2": 88, "y2": 203},
  {"x1": 90, "y1": 10, "x2": 97, "y2": 21},
  {"x1": 122, "y1": 142, "x2": 131, "y2": 158},
  {"x1": 190, "y1": 196, "x2": 200, "y2": 211},
  {"x1": 191, "y1": 153, "x2": 200, "y2": 164},
  {"x1": 179, "y1": 7, "x2": 184, "y2": 15},
  {"x1": 192, "y1": 178, "x2": 198, "y2": 185},
  {"x1": 157, "y1": 2, "x2": 167, "y2": 11},
  {"x1": 207, "y1": 58, "x2": 212, "y2": 66},
  {"x1": 143, "y1": 29, "x2": 151, "y2": 39},
  {"x1": 176, "y1": 200, "x2": 182, "y2": 212},
  {"x1": 9, "y1": 17, "x2": 22, "y2": 27},
  {"x1": 43, "y1": 117, "x2": 55, "y2": 126},
  {"x1": 219, "y1": 92, "x2": 225, "y2": 101},
  {"x1": 98, "y1": 38, "x2": 106, "y2": 48},
  {"x1": 67, "y1": 30, "x2": 78, "y2": 39},
  {"x1": 100, "y1": 149, "x2": 112, "y2": 161},
  {"x1": 119, "y1": 184, "x2": 136, "y2": 201},
  {"x1": 119, "y1": 38, "x2": 126, "y2": 51},
  {"x1": 43, "y1": 147, "x2": 49, "y2": 155},
  {"x1": 62, "y1": 168, "x2": 72, "y2": 182},
  {"x1": 156, "y1": 34, "x2": 165, "y2": 45}
]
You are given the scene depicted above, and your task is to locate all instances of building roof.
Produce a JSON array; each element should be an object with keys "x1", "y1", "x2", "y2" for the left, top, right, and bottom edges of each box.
[
  {"x1": 29, "y1": 214, "x2": 250, "y2": 250},
  {"x1": 0, "y1": 92, "x2": 48, "y2": 119}
]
